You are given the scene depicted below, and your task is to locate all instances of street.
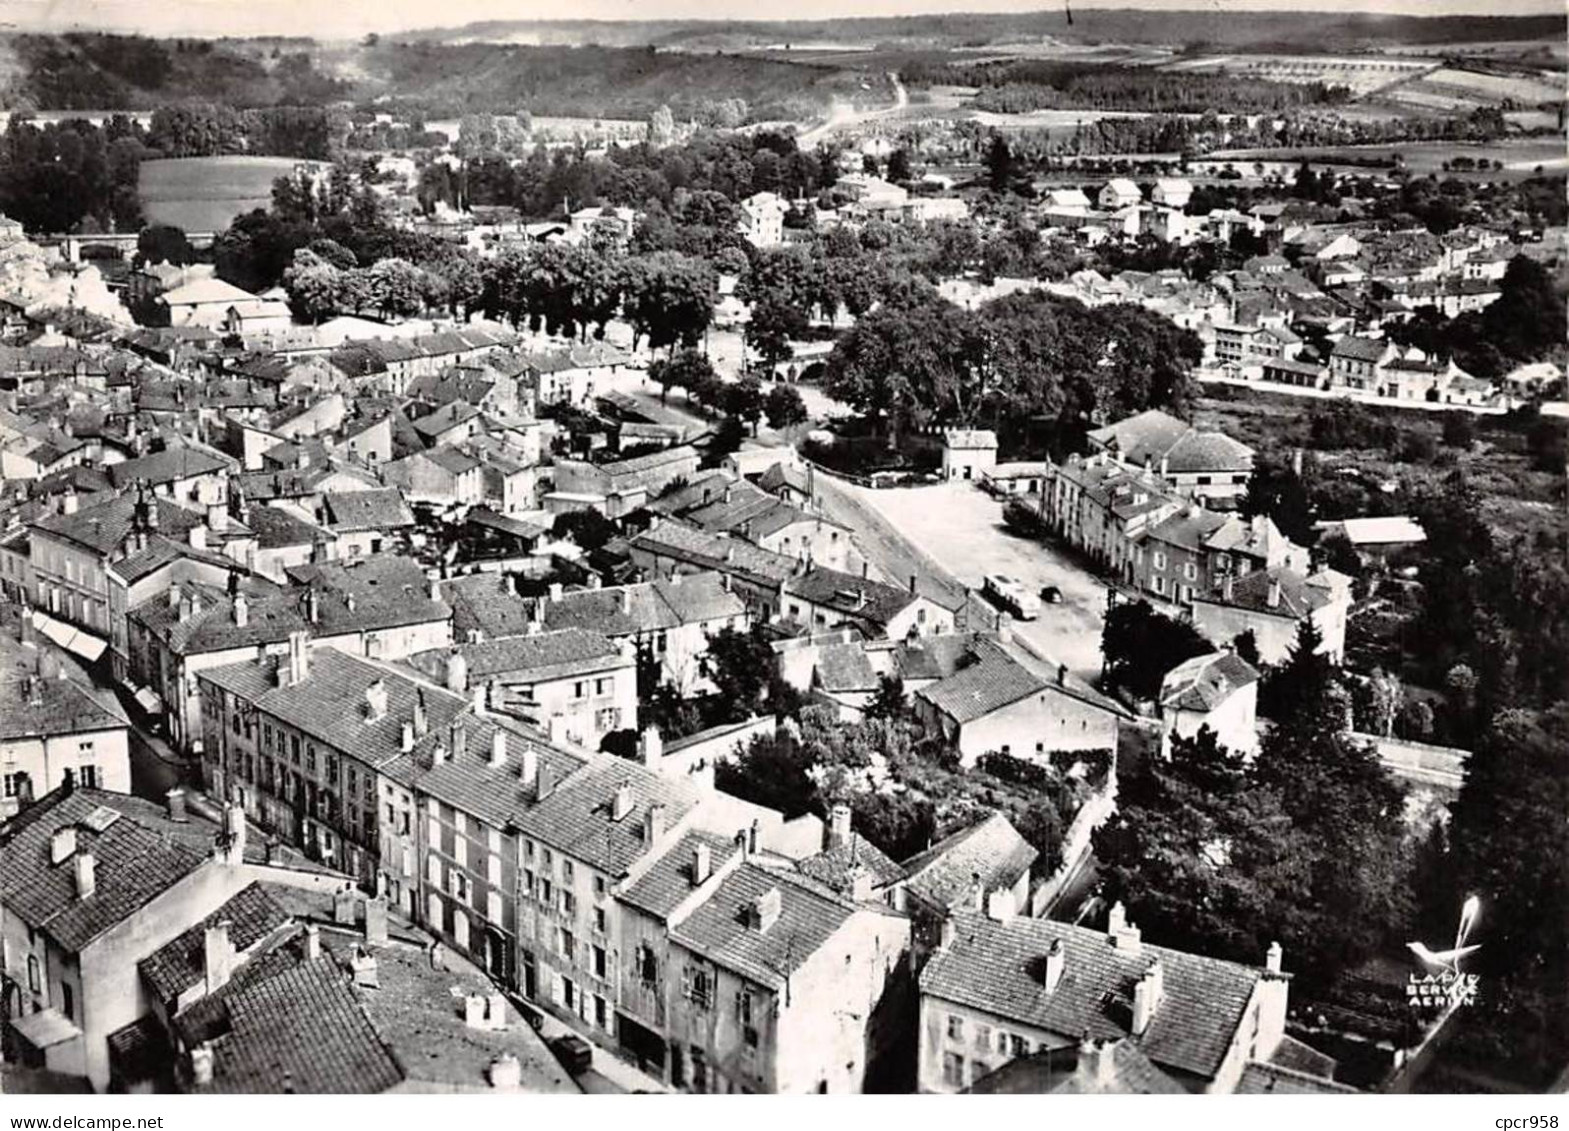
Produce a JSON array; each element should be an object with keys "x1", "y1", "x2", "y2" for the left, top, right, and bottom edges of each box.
[{"x1": 840, "y1": 480, "x2": 1111, "y2": 681}]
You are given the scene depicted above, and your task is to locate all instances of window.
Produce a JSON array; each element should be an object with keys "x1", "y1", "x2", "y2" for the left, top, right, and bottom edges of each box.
[
  {"x1": 76, "y1": 765, "x2": 98, "y2": 789},
  {"x1": 539, "y1": 878, "x2": 553, "y2": 905},
  {"x1": 594, "y1": 678, "x2": 611, "y2": 696},
  {"x1": 560, "y1": 891, "x2": 576, "y2": 917},
  {"x1": 594, "y1": 994, "x2": 608, "y2": 1029},
  {"x1": 636, "y1": 943, "x2": 658, "y2": 985},
  {"x1": 593, "y1": 875, "x2": 607, "y2": 898},
  {"x1": 27, "y1": 955, "x2": 40, "y2": 993},
  {"x1": 592, "y1": 945, "x2": 607, "y2": 979},
  {"x1": 572, "y1": 681, "x2": 587, "y2": 700},
  {"x1": 488, "y1": 891, "x2": 502, "y2": 923},
  {"x1": 560, "y1": 928, "x2": 575, "y2": 960},
  {"x1": 523, "y1": 869, "x2": 535, "y2": 898},
  {"x1": 60, "y1": 982, "x2": 73, "y2": 1021},
  {"x1": 1196, "y1": 475, "x2": 1212, "y2": 486},
  {"x1": 488, "y1": 854, "x2": 501, "y2": 886},
  {"x1": 1184, "y1": 562, "x2": 1197, "y2": 581},
  {"x1": 946, "y1": 1014, "x2": 964, "y2": 1042},
  {"x1": 942, "y1": 1052, "x2": 965, "y2": 1088},
  {"x1": 1153, "y1": 551, "x2": 1167, "y2": 570},
  {"x1": 974, "y1": 1023, "x2": 991, "y2": 1051},
  {"x1": 2, "y1": 772, "x2": 25, "y2": 799},
  {"x1": 289, "y1": 735, "x2": 299, "y2": 763},
  {"x1": 428, "y1": 854, "x2": 441, "y2": 885},
  {"x1": 562, "y1": 859, "x2": 574, "y2": 883},
  {"x1": 593, "y1": 907, "x2": 607, "y2": 935},
  {"x1": 1010, "y1": 1034, "x2": 1029, "y2": 1058},
  {"x1": 684, "y1": 965, "x2": 713, "y2": 1010}
]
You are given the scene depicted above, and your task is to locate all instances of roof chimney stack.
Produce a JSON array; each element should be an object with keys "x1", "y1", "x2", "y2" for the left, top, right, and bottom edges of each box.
[
  {"x1": 167, "y1": 787, "x2": 188, "y2": 823},
  {"x1": 1267, "y1": 577, "x2": 1282, "y2": 608},
  {"x1": 490, "y1": 728, "x2": 507, "y2": 768},
  {"x1": 611, "y1": 781, "x2": 633, "y2": 822},
  {"x1": 644, "y1": 802, "x2": 666, "y2": 846},
  {"x1": 232, "y1": 592, "x2": 248, "y2": 627},
  {"x1": 1131, "y1": 961, "x2": 1164, "y2": 1035},
  {"x1": 304, "y1": 923, "x2": 321, "y2": 961},
  {"x1": 364, "y1": 679, "x2": 388, "y2": 722},
  {"x1": 1108, "y1": 901, "x2": 1142, "y2": 954},
  {"x1": 74, "y1": 851, "x2": 96, "y2": 900},
  {"x1": 826, "y1": 803, "x2": 852, "y2": 851},
  {"x1": 51, "y1": 826, "x2": 77, "y2": 865},
  {"x1": 1043, "y1": 938, "x2": 1066, "y2": 992},
  {"x1": 204, "y1": 919, "x2": 234, "y2": 993},
  {"x1": 413, "y1": 688, "x2": 428, "y2": 737},
  {"x1": 692, "y1": 842, "x2": 712, "y2": 885},
  {"x1": 749, "y1": 887, "x2": 783, "y2": 932}
]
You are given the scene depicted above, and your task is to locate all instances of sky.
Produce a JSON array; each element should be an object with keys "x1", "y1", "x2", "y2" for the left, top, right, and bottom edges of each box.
[{"x1": 0, "y1": 0, "x2": 1561, "y2": 38}]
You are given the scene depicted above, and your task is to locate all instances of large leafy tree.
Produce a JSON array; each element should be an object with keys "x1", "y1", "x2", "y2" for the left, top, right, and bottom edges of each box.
[
  {"x1": 620, "y1": 252, "x2": 715, "y2": 353},
  {"x1": 1099, "y1": 599, "x2": 1211, "y2": 700}
]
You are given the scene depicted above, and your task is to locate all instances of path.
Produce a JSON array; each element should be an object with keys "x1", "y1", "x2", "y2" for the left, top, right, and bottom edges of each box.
[{"x1": 798, "y1": 72, "x2": 909, "y2": 149}]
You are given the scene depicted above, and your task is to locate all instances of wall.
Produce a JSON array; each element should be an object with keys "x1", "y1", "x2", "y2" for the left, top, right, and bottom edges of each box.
[
  {"x1": 916, "y1": 990, "x2": 1067, "y2": 1093},
  {"x1": 939, "y1": 685, "x2": 1118, "y2": 767},
  {"x1": 0, "y1": 726, "x2": 131, "y2": 819}
]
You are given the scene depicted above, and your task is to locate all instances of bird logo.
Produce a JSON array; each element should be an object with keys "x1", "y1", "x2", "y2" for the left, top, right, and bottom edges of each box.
[
  {"x1": 1406, "y1": 896, "x2": 1481, "y2": 1009},
  {"x1": 1407, "y1": 895, "x2": 1481, "y2": 974}
]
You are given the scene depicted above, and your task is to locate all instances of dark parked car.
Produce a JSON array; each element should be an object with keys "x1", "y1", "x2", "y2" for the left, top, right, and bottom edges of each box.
[
  {"x1": 1039, "y1": 585, "x2": 1063, "y2": 604},
  {"x1": 550, "y1": 1034, "x2": 594, "y2": 1075}
]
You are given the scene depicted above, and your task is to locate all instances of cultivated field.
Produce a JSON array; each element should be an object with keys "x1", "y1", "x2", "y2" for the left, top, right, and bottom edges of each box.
[
  {"x1": 1160, "y1": 54, "x2": 1433, "y2": 97},
  {"x1": 139, "y1": 156, "x2": 323, "y2": 233}
]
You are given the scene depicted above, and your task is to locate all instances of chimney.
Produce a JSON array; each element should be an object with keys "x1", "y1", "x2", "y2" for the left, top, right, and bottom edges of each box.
[
  {"x1": 189, "y1": 524, "x2": 208, "y2": 551},
  {"x1": 1108, "y1": 902, "x2": 1142, "y2": 954},
  {"x1": 536, "y1": 765, "x2": 554, "y2": 801},
  {"x1": 519, "y1": 743, "x2": 539, "y2": 791},
  {"x1": 986, "y1": 888, "x2": 1015, "y2": 924},
  {"x1": 490, "y1": 727, "x2": 507, "y2": 768},
  {"x1": 445, "y1": 647, "x2": 468, "y2": 693},
  {"x1": 488, "y1": 1054, "x2": 523, "y2": 1090},
  {"x1": 644, "y1": 802, "x2": 666, "y2": 846},
  {"x1": 548, "y1": 582, "x2": 563, "y2": 603},
  {"x1": 233, "y1": 593, "x2": 248, "y2": 627},
  {"x1": 364, "y1": 679, "x2": 388, "y2": 722},
  {"x1": 220, "y1": 801, "x2": 247, "y2": 865},
  {"x1": 414, "y1": 688, "x2": 429, "y2": 737},
  {"x1": 350, "y1": 944, "x2": 379, "y2": 989},
  {"x1": 464, "y1": 994, "x2": 488, "y2": 1029},
  {"x1": 305, "y1": 587, "x2": 320, "y2": 625},
  {"x1": 334, "y1": 886, "x2": 358, "y2": 925},
  {"x1": 750, "y1": 887, "x2": 783, "y2": 932},
  {"x1": 168, "y1": 586, "x2": 182, "y2": 610},
  {"x1": 939, "y1": 917, "x2": 957, "y2": 950},
  {"x1": 1131, "y1": 961, "x2": 1164, "y2": 1036},
  {"x1": 908, "y1": 573, "x2": 917, "y2": 595},
  {"x1": 51, "y1": 826, "x2": 78, "y2": 865},
  {"x1": 204, "y1": 920, "x2": 234, "y2": 993},
  {"x1": 427, "y1": 576, "x2": 440, "y2": 602},
  {"x1": 167, "y1": 787, "x2": 189, "y2": 822},
  {"x1": 287, "y1": 630, "x2": 309, "y2": 685},
  {"x1": 1043, "y1": 938, "x2": 1066, "y2": 992},
  {"x1": 611, "y1": 781, "x2": 633, "y2": 821},
  {"x1": 365, "y1": 896, "x2": 389, "y2": 947},
  {"x1": 1266, "y1": 941, "x2": 1283, "y2": 974},
  {"x1": 74, "y1": 851, "x2": 96, "y2": 900},
  {"x1": 61, "y1": 490, "x2": 79, "y2": 516},
  {"x1": 692, "y1": 842, "x2": 712, "y2": 885},
  {"x1": 190, "y1": 1044, "x2": 215, "y2": 1086},
  {"x1": 448, "y1": 717, "x2": 467, "y2": 761},
  {"x1": 400, "y1": 721, "x2": 415, "y2": 752},
  {"x1": 826, "y1": 803, "x2": 852, "y2": 851},
  {"x1": 1081, "y1": 1036, "x2": 1115, "y2": 1086},
  {"x1": 638, "y1": 725, "x2": 662, "y2": 766},
  {"x1": 304, "y1": 923, "x2": 321, "y2": 961},
  {"x1": 178, "y1": 593, "x2": 194, "y2": 624}
]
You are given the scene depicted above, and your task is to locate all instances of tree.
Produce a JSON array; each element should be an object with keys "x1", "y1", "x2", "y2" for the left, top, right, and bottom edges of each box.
[
  {"x1": 136, "y1": 224, "x2": 194, "y2": 266},
  {"x1": 702, "y1": 415, "x2": 746, "y2": 469},
  {"x1": 1441, "y1": 411, "x2": 1475, "y2": 449},
  {"x1": 1231, "y1": 629, "x2": 1261, "y2": 669},
  {"x1": 764, "y1": 383, "x2": 808, "y2": 430},
  {"x1": 1100, "y1": 600, "x2": 1211, "y2": 700},
  {"x1": 620, "y1": 252, "x2": 715, "y2": 353},
  {"x1": 1442, "y1": 706, "x2": 1569, "y2": 1083},
  {"x1": 985, "y1": 134, "x2": 1016, "y2": 193},
  {"x1": 281, "y1": 248, "x2": 342, "y2": 323},
  {"x1": 866, "y1": 674, "x2": 908, "y2": 720},
  {"x1": 647, "y1": 104, "x2": 676, "y2": 148},
  {"x1": 1258, "y1": 617, "x2": 1333, "y2": 722},
  {"x1": 648, "y1": 348, "x2": 714, "y2": 405},
  {"x1": 700, "y1": 625, "x2": 785, "y2": 723},
  {"x1": 886, "y1": 148, "x2": 913, "y2": 183},
  {"x1": 1240, "y1": 453, "x2": 1316, "y2": 546},
  {"x1": 716, "y1": 729, "x2": 817, "y2": 818},
  {"x1": 725, "y1": 377, "x2": 765, "y2": 435},
  {"x1": 745, "y1": 293, "x2": 808, "y2": 373},
  {"x1": 551, "y1": 509, "x2": 618, "y2": 552}
]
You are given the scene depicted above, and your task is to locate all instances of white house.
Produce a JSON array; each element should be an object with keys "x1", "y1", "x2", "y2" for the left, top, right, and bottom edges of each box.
[
  {"x1": 740, "y1": 192, "x2": 789, "y2": 248},
  {"x1": 1098, "y1": 179, "x2": 1142, "y2": 209},
  {"x1": 941, "y1": 429, "x2": 998, "y2": 482},
  {"x1": 1157, "y1": 651, "x2": 1261, "y2": 761},
  {"x1": 1150, "y1": 178, "x2": 1193, "y2": 210}
]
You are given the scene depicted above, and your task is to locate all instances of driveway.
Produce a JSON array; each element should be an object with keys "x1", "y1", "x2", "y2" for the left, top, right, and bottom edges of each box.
[{"x1": 848, "y1": 480, "x2": 1112, "y2": 680}]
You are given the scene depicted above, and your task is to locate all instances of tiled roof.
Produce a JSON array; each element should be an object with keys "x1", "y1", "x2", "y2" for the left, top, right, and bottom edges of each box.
[
  {"x1": 968, "y1": 1038, "x2": 1184, "y2": 1094},
  {"x1": 0, "y1": 788, "x2": 210, "y2": 953},
  {"x1": 619, "y1": 830, "x2": 741, "y2": 920},
  {"x1": 1236, "y1": 1061, "x2": 1356, "y2": 1095},
  {"x1": 916, "y1": 642, "x2": 1047, "y2": 725},
  {"x1": 1147, "y1": 507, "x2": 1230, "y2": 554},
  {"x1": 111, "y1": 532, "x2": 237, "y2": 585},
  {"x1": 30, "y1": 494, "x2": 202, "y2": 556},
  {"x1": 407, "y1": 629, "x2": 626, "y2": 686},
  {"x1": 785, "y1": 567, "x2": 915, "y2": 631},
  {"x1": 321, "y1": 488, "x2": 413, "y2": 532},
  {"x1": 943, "y1": 429, "x2": 998, "y2": 450},
  {"x1": 796, "y1": 834, "x2": 903, "y2": 895},
  {"x1": 815, "y1": 641, "x2": 880, "y2": 693},
  {"x1": 160, "y1": 278, "x2": 256, "y2": 307},
  {"x1": 411, "y1": 401, "x2": 482, "y2": 439},
  {"x1": 515, "y1": 756, "x2": 700, "y2": 877},
  {"x1": 107, "y1": 447, "x2": 229, "y2": 488},
  {"x1": 632, "y1": 522, "x2": 800, "y2": 587},
  {"x1": 247, "y1": 504, "x2": 329, "y2": 550},
  {"x1": 543, "y1": 573, "x2": 743, "y2": 638},
  {"x1": 1159, "y1": 651, "x2": 1260, "y2": 713},
  {"x1": 439, "y1": 573, "x2": 535, "y2": 640},
  {"x1": 669, "y1": 862, "x2": 858, "y2": 988},
  {"x1": 139, "y1": 883, "x2": 291, "y2": 1006},
  {"x1": 1088, "y1": 410, "x2": 1253, "y2": 474},
  {"x1": 920, "y1": 911, "x2": 1266, "y2": 1081},
  {"x1": 194, "y1": 953, "x2": 405, "y2": 1094},
  {"x1": 1195, "y1": 566, "x2": 1331, "y2": 619},
  {"x1": 0, "y1": 673, "x2": 128, "y2": 741},
  {"x1": 423, "y1": 446, "x2": 480, "y2": 475},
  {"x1": 899, "y1": 811, "x2": 1037, "y2": 912},
  {"x1": 1331, "y1": 335, "x2": 1393, "y2": 363}
]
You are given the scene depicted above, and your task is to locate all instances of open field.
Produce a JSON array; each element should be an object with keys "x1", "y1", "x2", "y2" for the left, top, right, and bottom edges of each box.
[
  {"x1": 1160, "y1": 53, "x2": 1434, "y2": 97},
  {"x1": 139, "y1": 156, "x2": 321, "y2": 232},
  {"x1": 1207, "y1": 137, "x2": 1568, "y2": 177}
]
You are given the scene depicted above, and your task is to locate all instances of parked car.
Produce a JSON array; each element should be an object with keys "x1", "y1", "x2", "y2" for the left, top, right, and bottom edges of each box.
[
  {"x1": 550, "y1": 1034, "x2": 594, "y2": 1075},
  {"x1": 1039, "y1": 585, "x2": 1063, "y2": 604}
]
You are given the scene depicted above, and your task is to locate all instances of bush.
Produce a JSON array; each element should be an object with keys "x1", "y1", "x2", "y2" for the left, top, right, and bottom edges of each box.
[{"x1": 1002, "y1": 499, "x2": 1046, "y2": 538}]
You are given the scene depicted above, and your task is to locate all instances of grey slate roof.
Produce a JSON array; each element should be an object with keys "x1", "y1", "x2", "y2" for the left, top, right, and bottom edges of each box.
[
  {"x1": 1088, "y1": 409, "x2": 1253, "y2": 474},
  {"x1": 784, "y1": 567, "x2": 916, "y2": 632},
  {"x1": 1160, "y1": 651, "x2": 1261, "y2": 713},
  {"x1": 321, "y1": 488, "x2": 414, "y2": 533},
  {"x1": 407, "y1": 629, "x2": 627, "y2": 686},
  {"x1": 968, "y1": 1038, "x2": 1185, "y2": 1094},
  {"x1": 619, "y1": 829, "x2": 741, "y2": 921},
  {"x1": 139, "y1": 882, "x2": 291, "y2": 1006},
  {"x1": 920, "y1": 911, "x2": 1266, "y2": 1081}
]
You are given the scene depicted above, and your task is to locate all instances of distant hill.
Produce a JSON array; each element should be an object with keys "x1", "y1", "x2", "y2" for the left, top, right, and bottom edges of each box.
[
  {"x1": 0, "y1": 32, "x2": 880, "y2": 121},
  {"x1": 403, "y1": 10, "x2": 1566, "y2": 54}
]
